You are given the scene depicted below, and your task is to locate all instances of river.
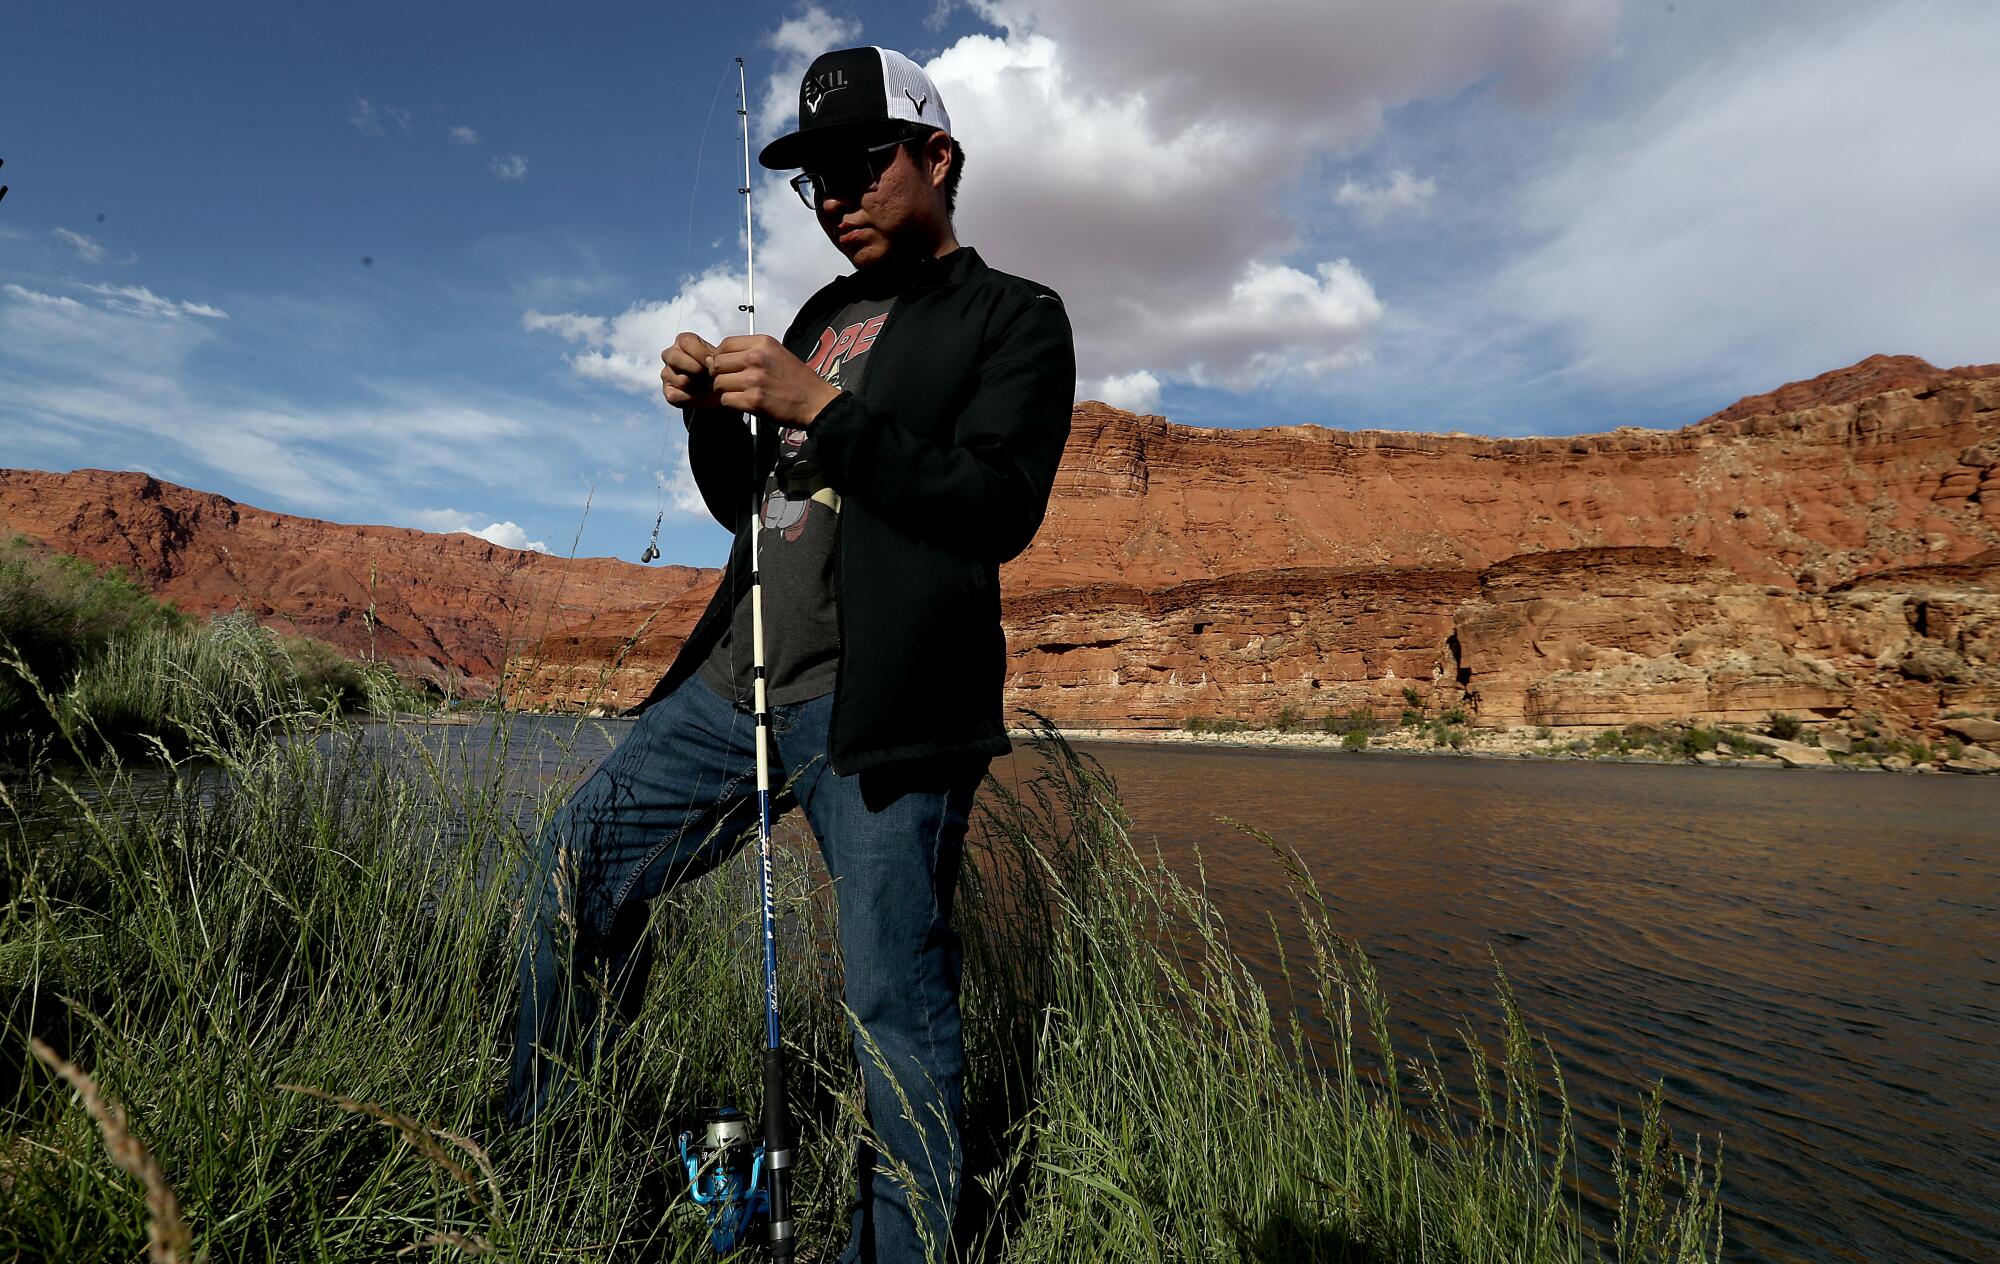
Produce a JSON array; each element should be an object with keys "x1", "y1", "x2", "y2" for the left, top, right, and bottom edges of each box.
[{"x1": 1040, "y1": 740, "x2": 1998, "y2": 1264}]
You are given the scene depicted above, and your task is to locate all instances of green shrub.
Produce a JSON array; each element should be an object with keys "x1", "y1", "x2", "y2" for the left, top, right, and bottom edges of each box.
[
  {"x1": 1185, "y1": 715, "x2": 1246, "y2": 735},
  {"x1": 1592, "y1": 729, "x2": 1625, "y2": 754},
  {"x1": 1402, "y1": 684, "x2": 1423, "y2": 708},
  {"x1": 1322, "y1": 705, "x2": 1378, "y2": 736},
  {"x1": 0, "y1": 537, "x2": 186, "y2": 743},
  {"x1": 1674, "y1": 726, "x2": 1722, "y2": 759},
  {"x1": 1766, "y1": 713, "x2": 1803, "y2": 741},
  {"x1": 1341, "y1": 728, "x2": 1369, "y2": 751},
  {"x1": 1401, "y1": 708, "x2": 1424, "y2": 727},
  {"x1": 1441, "y1": 705, "x2": 1470, "y2": 726}
]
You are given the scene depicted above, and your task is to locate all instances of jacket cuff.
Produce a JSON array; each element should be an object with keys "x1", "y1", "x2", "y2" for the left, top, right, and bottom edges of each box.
[{"x1": 809, "y1": 390, "x2": 866, "y2": 471}]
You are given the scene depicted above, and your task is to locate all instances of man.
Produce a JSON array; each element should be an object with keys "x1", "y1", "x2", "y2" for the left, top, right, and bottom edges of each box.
[{"x1": 508, "y1": 45, "x2": 1076, "y2": 1263}]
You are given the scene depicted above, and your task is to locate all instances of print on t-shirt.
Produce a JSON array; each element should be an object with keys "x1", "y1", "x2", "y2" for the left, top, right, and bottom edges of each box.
[{"x1": 698, "y1": 291, "x2": 895, "y2": 705}]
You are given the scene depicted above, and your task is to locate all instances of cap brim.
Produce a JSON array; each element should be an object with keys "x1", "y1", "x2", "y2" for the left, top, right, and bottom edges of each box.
[{"x1": 758, "y1": 120, "x2": 939, "y2": 170}]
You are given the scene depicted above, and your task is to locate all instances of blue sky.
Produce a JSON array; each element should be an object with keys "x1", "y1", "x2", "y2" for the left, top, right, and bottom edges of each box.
[{"x1": 4, "y1": 0, "x2": 1996, "y2": 569}]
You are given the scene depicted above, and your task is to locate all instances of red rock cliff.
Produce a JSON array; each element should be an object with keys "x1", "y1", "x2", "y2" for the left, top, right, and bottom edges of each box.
[
  {"x1": 6, "y1": 355, "x2": 1997, "y2": 729},
  {"x1": 0, "y1": 468, "x2": 716, "y2": 693},
  {"x1": 1014, "y1": 355, "x2": 2000, "y2": 591}
]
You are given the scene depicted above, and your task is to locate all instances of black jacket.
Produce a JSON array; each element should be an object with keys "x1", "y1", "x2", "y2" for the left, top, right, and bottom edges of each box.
[{"x1": 635, "y1": 246, "x2": 1076, "y2": 775}]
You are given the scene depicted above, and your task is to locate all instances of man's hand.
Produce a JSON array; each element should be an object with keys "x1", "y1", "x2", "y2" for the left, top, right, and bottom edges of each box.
[
  {"x1": 708, "y1": 334, "x2": 842, "y2": 428},
  {"x1": 661, "y1": 332, "x2": 724, "y2": 410}
]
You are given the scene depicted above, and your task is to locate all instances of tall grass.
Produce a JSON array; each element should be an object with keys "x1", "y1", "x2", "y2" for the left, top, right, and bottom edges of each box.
[
  {"x1": 53, "y1": 614, "x2": 411, "y2": 756},
  {"x1": 0, "y1": 701, "x2": 1721, "y2": 1261},
  {"x1": 2, "y1": 532, "x2": 418, "y2": 760},
  {"x1": 0, "y1": 536, "x2": 184, "y2": 743}
]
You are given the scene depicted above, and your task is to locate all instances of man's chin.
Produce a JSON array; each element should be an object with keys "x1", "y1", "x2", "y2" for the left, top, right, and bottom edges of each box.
[{"x1": 843, "y1": 240, "x2": 890, "y2": 269}]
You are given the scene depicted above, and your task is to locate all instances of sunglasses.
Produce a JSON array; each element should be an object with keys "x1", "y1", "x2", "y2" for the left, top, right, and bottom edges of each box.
[{"x1": 788, "y1": 136, "x2": 910, "y2": 209}]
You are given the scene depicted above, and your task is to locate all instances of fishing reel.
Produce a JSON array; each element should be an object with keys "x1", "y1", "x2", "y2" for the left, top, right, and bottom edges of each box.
[{"x1": 678, "y1": 1106, "x2": 771, "y2": 1256}]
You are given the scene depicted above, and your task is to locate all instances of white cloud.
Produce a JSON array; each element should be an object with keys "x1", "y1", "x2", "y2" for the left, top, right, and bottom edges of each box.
[
  {"x1": 54, "y1": 227, "x2": 110, "y2": 263},
  {"x1": 521, "y1": 309, "x2": 609, "y2": 343},
  {"x1": 1084, "y1": 369, "x2": 1161, "y2": 413},
  {"x1": 968, "y1": 1, "x2": 1614, "y2": 140},
  {"x1": 931, "y1": 30, "x2": 1392, "y2": 388},
  {"x1": 491, "y1": 153, "x2": 529, "y2": 181},
  {"x1": 1506, "y1": 4, "x2": 2000, "y2": 385},
  {"x1": 525, "y1": 264, "x2": 779, "y2": 396},
  {"x1": 83, "y1": 283, "x2": 228, "y2": 320},
  {"x1": 664, "y1": 450, "x2": 711, "y2": 517},
  {"x1": 349, "y1": 94, "x2": 382, "y2": 135},
  {"x1": 4, "y1": 283, "x2": 85, "y2": 311},
  {"x1": 408, "y1": 509, "x2": 547, "y2": 553},
  {"x1": 412, "y1": 508, "x2": 476, "y2": 532},
  {"x1": 348, "y1": 95, "x2": 412, "y2": 137},
  {"x1": 759, "y1": 5, "x2": 864, "y2": 138},
  {"x1": 471, "y1": 521, "x2": 548, "y2": 552},
  {"x1": 448, "y1": 125, "x2": 481, "y2": 145},
  {"x1": 1334, "y1": 170, "x2": 1438, "y2": 223},
  {"x1": 527, "y1": 2, "x2": 1609, "y2": 406}
]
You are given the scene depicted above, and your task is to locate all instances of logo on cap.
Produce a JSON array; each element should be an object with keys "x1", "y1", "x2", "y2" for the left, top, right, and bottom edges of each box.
[
  {"x1": 803, "y1": 68, "x2": 848, "y2": 116},
  {"x1": 905, "y1": 89, "x2": 928, "y2": 117}
]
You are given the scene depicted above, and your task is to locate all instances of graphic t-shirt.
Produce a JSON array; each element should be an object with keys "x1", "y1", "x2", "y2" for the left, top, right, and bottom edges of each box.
[{"x1": 698, "y1": 292, "x2": 895, "y2": 705}]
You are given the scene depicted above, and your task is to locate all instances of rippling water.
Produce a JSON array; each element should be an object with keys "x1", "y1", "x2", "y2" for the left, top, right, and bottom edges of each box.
[{"x1": 1025, "y1": 741, "x2": 1999, "y2": 1264}]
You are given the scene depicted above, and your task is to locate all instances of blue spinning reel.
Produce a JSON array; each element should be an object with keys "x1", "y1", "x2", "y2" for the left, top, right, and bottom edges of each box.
[{"x1": 679, "y1": 1107, "x2": 771, "y2": 1256}]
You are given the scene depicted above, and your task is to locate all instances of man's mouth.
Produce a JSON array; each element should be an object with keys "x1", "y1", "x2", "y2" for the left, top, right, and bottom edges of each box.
[{"x1": 836, "y1": 224, "x2": 868, "y2": 246}]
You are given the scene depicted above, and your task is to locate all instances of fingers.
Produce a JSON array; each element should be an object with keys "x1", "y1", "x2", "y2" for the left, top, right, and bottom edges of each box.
[
  {"x1": 706, "y1": 334, "x2": 786, "y2": 378},
  {"x1": 662, "y1": 332, "x2": 714, "y2": 376},
  {"x1": 660, "y1": 332, "x2": 721, "y2": 408},
  {"x1": 675, "y1": 331, "x2": 719, "y2": 360}
]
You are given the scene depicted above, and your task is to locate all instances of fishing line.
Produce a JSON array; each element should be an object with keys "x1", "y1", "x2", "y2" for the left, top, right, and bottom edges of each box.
[{"x1": 640, "y1": 62, "x2": 735, "y2": 565}]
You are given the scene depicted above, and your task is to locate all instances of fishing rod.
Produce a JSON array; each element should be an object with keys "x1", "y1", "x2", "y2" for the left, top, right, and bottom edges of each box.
[{"x1": 675, "y1": 55, "x2": 795, "y2": 1264}]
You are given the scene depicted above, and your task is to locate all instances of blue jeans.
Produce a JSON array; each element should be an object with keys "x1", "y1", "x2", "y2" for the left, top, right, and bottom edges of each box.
[{"x1": 507, "y1": 675, "x2": 985, "y2": 1264}]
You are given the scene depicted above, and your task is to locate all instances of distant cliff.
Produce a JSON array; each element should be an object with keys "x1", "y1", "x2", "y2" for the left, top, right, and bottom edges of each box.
[
  {"x1": 0, "y1": 467, "x2": 713, "y2": 693},
  {"x1": 6, "y1": 355, "x2": 1997, "y2": 730}
]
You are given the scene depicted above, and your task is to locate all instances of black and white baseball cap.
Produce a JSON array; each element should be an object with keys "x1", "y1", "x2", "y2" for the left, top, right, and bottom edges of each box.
[{"x1": 758, "y1": 46, "x2": 952, "y2": 171}]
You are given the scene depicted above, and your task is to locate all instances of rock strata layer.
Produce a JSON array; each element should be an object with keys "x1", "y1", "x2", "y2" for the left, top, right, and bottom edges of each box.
[{"x1": 5, "y1": 355, "x2": 1998, "y2": 739}]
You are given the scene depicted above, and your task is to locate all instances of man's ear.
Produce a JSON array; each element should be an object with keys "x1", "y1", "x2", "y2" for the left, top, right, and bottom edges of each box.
[{"x1": 927, "y1": 131, "x2": 954, "y2": 191}]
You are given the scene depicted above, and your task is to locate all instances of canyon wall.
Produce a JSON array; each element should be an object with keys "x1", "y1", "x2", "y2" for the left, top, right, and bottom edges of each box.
[
  {"x1": 1015, "y1": 357, "x2": 2000, "y2": 591},
  {"x1": 6, "y1": 355, "x2": 1998, "y2": 732},
  {"x1": 0, "y1": 467, "x2": 713, "y2": 691}
]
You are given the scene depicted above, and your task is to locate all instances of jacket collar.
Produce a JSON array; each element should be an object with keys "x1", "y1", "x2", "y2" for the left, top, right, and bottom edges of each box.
[{"x1": 835, "y1": 245, "x2": 984, "y2": 300}]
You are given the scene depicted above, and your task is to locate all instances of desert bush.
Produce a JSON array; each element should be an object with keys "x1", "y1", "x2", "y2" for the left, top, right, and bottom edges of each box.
[
  {"x1": 1341, "y1": 727, "x2": 1369, "y2": 751},
  {"x1": 1674, "y1": 726, "x2": 1722, "y2": 759},
  {"x1": 0, "y1": 538, "x2": 186, "y2": 745},
  {"x1": 1185, "y1": 715, "x2": 1246, "y2": 735},
  {"x1": 1322, "y1": 706, "x2": 1378, "y2": 736},
  {"x1": 1766, "y1": 713, "x2": 1804, "y2": 741}
]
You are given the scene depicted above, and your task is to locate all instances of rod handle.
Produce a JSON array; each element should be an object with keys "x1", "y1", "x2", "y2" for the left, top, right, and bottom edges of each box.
[{"x1": 763, "y1": 1046, "x2": 794, "y2": 1259}]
